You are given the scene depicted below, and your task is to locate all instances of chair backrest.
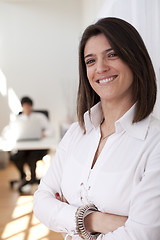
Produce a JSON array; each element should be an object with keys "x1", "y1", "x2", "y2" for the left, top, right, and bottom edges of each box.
[
  {"x1": 19, "y1": 110, "x2": 49, "y2": 119},
  {"x1": 32, "y1": 110, "x2": 49, "y2": 119}
]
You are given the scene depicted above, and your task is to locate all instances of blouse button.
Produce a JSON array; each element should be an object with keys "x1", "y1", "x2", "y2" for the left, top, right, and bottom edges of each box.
[
  {"x1": 80, "y1": 182, "x2": 83, "y2": 186},
  {"x1": 88, "y1": 186, "x2": 91, "y2": 190}
]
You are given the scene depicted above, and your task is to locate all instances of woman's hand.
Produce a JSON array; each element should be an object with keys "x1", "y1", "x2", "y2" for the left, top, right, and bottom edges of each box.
[
  {"x1": 55, "y1": 192, "x2": 68, "y2": 203},
  {"x1": 84, "y1": 211, "x2": 128, "y2": 234}
]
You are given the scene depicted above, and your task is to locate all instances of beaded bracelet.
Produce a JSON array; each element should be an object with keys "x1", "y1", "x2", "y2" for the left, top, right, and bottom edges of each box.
[{"x1": 75, "y1": 204, "x2": 100, "y2": 240}]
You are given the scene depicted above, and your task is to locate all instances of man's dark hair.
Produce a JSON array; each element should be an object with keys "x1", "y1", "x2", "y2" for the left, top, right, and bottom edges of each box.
[{"x1": 21, "y1": 96, "x2": 33, "y2": 106}]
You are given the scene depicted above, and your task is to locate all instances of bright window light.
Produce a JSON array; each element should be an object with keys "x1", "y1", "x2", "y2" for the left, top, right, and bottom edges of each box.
[
  {"x1": 5, "y1": 232, "x2": 25, "y2": 240},
  {"x1": 31, "y1": 214, "x2": 40, "y2": 225},
  {"x1": 1, "y1": 194, "x2": 52, "y2": 240},
  {"x1": 28, "y1": 224, "x2": 49, "y2": 240},
  {"x1": 16, "y1": 196, "x2": 33, "y2": 205},
  {"x1": 8, "y1": 88, "x2": 22, "y2": 115},
  {"x1": 12, "y1": 197, "x2": 33, "y2": 218},
  {"x1": 1, "y1": 215, "x2": 30, "y2": 239}
]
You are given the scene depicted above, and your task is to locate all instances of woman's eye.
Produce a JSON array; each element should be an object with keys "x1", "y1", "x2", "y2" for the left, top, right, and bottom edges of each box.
[
  {"x1": 108, "y1": 52, "x2": 118, "y2": 58},
  {"x1": 85, "y1": 59, "x2": 95, "y2": 65}
]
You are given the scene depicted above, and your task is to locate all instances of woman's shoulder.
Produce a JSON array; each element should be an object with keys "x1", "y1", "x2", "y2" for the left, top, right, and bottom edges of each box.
[
  {"x1": 62, "y1": 121, "x2": 83, "y2": 139},
  {"x1": 57, "y1": 121, "x2": 83, "y2": 152}
]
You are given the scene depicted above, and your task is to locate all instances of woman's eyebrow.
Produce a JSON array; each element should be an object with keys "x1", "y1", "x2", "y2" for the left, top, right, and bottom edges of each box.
[
  {"x1": 105, "y1": 48, "x2": 114, "y2": 53},
  {"x1": 84, "y1": 53, "x2": 94, "y2": 59},
  {"x1": 84, "y1": 48, "x2": 113, "y2": 59}
]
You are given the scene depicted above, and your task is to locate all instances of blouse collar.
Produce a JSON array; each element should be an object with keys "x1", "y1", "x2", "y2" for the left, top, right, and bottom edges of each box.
[{"x1": 84, "y1": 102, "x2": 150, "y2": 140}]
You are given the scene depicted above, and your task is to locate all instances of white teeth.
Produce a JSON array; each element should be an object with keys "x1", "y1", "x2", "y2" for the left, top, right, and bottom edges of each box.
[{"x1": 99, "y1": 77, "x2": 115, "y2": 84}]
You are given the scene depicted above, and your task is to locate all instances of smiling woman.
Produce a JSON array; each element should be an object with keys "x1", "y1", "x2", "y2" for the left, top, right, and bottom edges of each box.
[
  {"x1": 84, "y1": 34, "x2": 134, "y2": 106},
  {"x1": 33, "y1": 17, "x2": 160, "y2": 240}
]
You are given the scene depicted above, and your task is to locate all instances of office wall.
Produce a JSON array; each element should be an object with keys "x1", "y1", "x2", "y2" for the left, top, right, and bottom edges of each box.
[
  {"x1": 0, "y1": 0, "x2": 82, "y2": 137},
  {"x1": 81, "y1": 0, "x2": 105, "y2": 30}
]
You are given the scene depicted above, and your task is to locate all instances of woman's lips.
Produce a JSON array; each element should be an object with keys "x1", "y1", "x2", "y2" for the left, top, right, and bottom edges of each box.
[{"x1": 97, "y1": 75, "x2": 118, "y2": 84}]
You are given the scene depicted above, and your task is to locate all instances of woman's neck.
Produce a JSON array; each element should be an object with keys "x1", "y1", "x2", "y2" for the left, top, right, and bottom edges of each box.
[{"x1": 101, "y1": 98, "x2": 135, "y2": 131}]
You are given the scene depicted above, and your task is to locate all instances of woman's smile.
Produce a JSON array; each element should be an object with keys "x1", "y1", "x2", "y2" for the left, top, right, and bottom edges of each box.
[{"x1": 96, "y1": 75, "x2": 118, "y2": 85}]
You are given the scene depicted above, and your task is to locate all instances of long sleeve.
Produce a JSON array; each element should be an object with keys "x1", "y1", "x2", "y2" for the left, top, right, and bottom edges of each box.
[
  {"x1": 96, "y1": 142, "x2": 160, "y2": 240},
  {"x1": 33, "y1": 123, "x2": 78, "y2": 234}
]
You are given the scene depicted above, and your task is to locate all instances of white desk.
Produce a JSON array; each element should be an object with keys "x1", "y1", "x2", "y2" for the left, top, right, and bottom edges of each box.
[{"x1": 0, "y1": 137, "x2": 58, "y2": 151}]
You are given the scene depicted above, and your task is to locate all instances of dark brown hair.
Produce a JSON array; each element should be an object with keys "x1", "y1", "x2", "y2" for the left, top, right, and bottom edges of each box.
[
  {"x1": 21, "y1": 96, "x2": 33, "y2": 106},
  {"x1": 77, "y1": 17, "x2": 157, "y2": 132}
]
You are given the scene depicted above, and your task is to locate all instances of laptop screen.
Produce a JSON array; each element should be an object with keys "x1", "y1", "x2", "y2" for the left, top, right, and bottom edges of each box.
[{"x1": 13, "y1": 118, "x2": 42, "y2": 141}]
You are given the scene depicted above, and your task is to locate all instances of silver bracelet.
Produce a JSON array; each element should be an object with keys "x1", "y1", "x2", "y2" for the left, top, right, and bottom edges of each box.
[{"x1": 75, "y1": 204, "x2": 100, "y2": 240}]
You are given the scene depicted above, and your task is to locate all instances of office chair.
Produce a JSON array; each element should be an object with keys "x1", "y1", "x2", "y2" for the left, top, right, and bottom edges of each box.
[{"x1": 19, "y1": 109, "x2": 49, "y2": 119}]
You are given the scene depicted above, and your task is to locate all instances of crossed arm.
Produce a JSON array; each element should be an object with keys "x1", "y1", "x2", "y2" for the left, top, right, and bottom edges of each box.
[{"x1": 55, "y1": 193, "x2": 127, "y2": 239}]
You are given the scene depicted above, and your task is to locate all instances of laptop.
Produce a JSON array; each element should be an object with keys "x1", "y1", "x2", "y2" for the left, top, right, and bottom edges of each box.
[{"x1": 13, "y1": 118, "x2": 42, "y2": 141}]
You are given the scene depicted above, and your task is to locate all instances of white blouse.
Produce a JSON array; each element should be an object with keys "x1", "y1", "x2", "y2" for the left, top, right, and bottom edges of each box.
[
  {"x1": 18, "y1": 112, "x2": 53, "y2": 137},
  {"x1": 2, "y1": 112, "x2": 53, "y2": 139},
  {"x1": 33, "y1": 102, "x2": 160, "y2": 239}
]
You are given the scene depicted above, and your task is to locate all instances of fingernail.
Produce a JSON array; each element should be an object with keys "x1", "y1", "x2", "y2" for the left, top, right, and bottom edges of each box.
[{"x1": 56, "y1": 192, "x2": 60, "y2": 197}]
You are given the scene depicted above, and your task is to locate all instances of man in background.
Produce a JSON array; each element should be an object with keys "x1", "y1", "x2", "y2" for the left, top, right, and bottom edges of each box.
[{"x1": 9, "y1": 96, "x2": 53, "y2": 189}]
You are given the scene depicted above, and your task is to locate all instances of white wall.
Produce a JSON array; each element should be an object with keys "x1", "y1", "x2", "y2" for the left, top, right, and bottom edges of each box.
[
  {"x1": 0, "y1": 0, "x2": 82, "y2": 137},
  {"x1": 81, "y1": 0, "x2": 105, "y2": 31}
]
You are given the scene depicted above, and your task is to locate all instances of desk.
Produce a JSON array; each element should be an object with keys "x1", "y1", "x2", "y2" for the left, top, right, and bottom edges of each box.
[
  {"x1": 0, "y1": 137, "x2": 58, "y2": 151},
  {"x1": 0, "y1": 136, "x2": 59, "y2": 193}
]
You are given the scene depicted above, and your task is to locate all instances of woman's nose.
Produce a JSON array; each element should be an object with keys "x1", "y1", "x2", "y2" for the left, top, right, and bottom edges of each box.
[{"x1": 96, "y1": 59, "x2": 110, "y2": 74}]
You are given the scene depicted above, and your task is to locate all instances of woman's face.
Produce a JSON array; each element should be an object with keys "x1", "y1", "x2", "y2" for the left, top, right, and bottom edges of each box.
[{"x1": 84, "y1": 33, "x2": 134, "y2": 105}]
